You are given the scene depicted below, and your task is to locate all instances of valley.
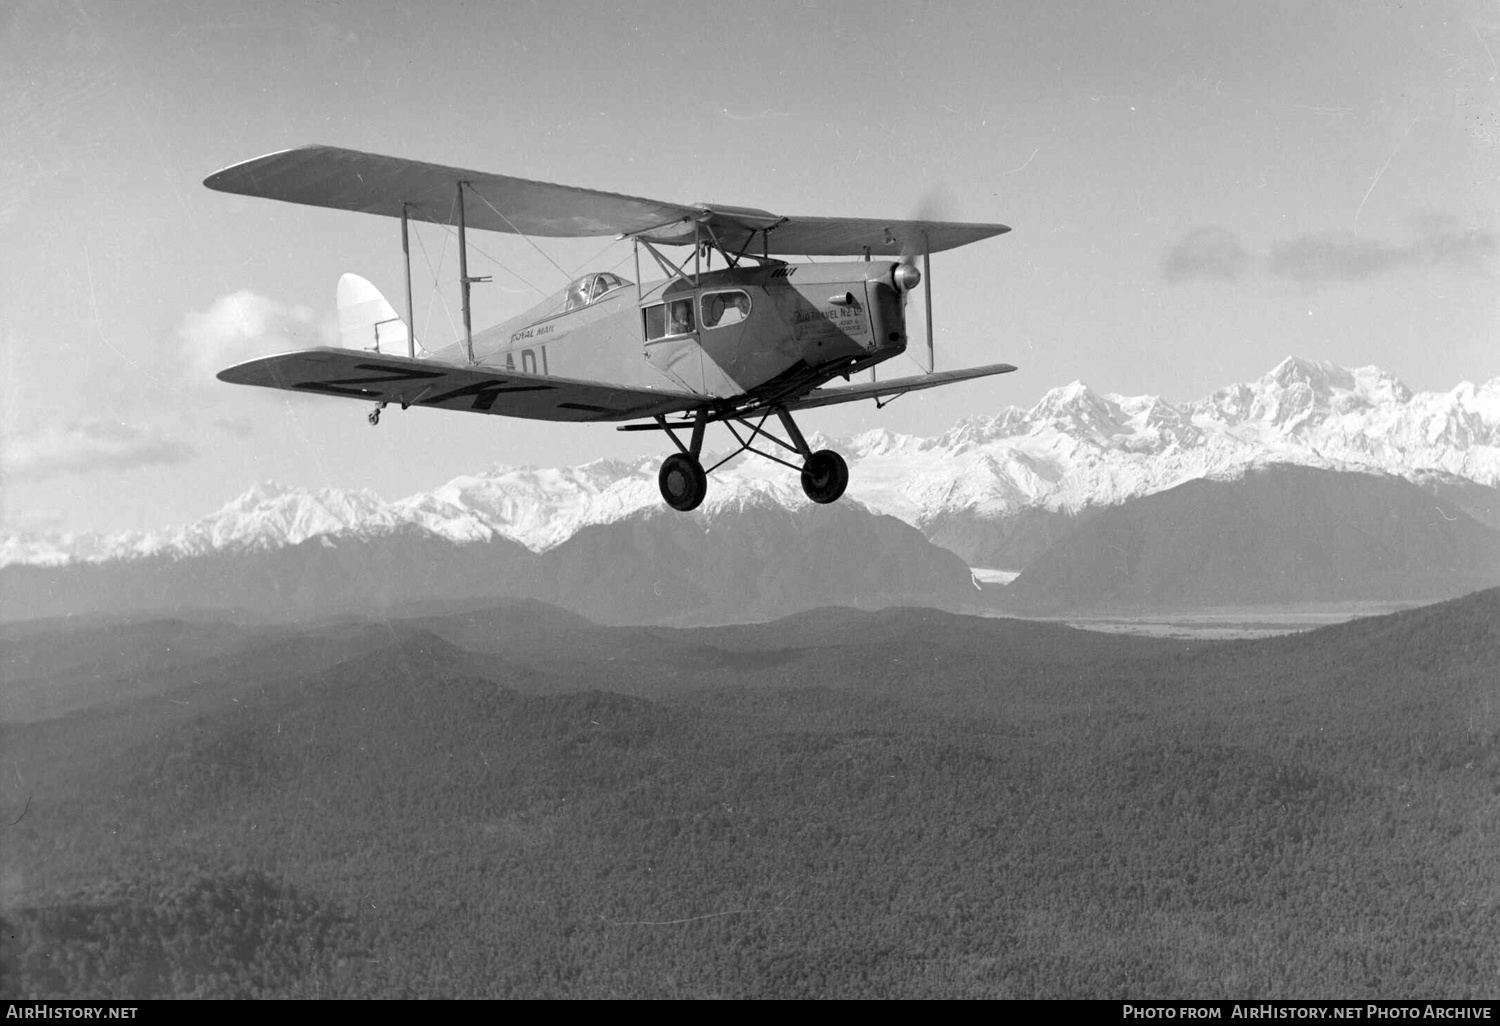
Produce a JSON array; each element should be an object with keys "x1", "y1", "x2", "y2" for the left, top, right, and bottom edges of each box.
[{"x1": 3, "y1": 589, "x2": 1497, "y2": 998}]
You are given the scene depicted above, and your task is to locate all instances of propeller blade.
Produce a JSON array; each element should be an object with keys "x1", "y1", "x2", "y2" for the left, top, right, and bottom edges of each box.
[
  {"x1": 897, "y1": 186, "x2": 953, "y2": 373},
  {"x1": 897, "y1": 184, "x2": 956, "y2": 264}
]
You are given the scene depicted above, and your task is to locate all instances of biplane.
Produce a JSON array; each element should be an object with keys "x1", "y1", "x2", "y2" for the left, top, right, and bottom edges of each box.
[{"x1": 207, "y1": 146, "x2": 1015, "y2": 511}]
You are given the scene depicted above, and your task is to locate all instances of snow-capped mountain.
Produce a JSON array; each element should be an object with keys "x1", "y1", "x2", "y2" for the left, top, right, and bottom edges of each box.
[
  {"x1": 5, "y1": 357, "x2": 1498, "y2": 569},
  {"x1": 0, "y1": 482, "x2": 411, "y2": 567},
  {"x1": 834, "y1": 357, "x2": 1500, "y2": 525}
]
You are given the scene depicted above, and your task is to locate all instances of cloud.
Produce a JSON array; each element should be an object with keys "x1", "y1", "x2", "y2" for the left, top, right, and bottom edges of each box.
[
  {"x1": 1269, "y1": 225, "x2": 1496, "y2": 285},
  {"x1": 1162, "y1": 219, "x2": 1497, "y2": 287},
  {"x1": 0, "y1": 506, "x2": 68, "y2": 532},
  {"x1": 177, "y1": 290, "x2": 331, "y2": 386},
  {"x1": 1268, "y1": 237, "x2": 1407, "y2": 282},
  {"x1": 3, "y1": 420, "x2": 197, "y2": 482},
  {"x1": 212, "y1": 416, "x2": 255, "y2": 438},
  {"x1": 1162, "y1": 228, "x2": 1248, "y2": 282}
]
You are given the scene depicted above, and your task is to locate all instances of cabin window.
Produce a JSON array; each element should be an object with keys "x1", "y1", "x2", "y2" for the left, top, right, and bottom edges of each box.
[
  {"x1": 643, "y1": 303, "x2": 666, "y2": 340},
  {"x1": 643, "y1": 297, "x2": 697, "y2": 340},
  {"x1": 701, "y1": 290, "x2": 751, "y2": 329}
]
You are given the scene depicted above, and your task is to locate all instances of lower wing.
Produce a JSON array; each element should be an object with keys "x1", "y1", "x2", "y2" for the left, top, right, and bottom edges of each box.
[
  {"x1": 218, "y1": 347, "x2": 702, "y2": 423},
  {"x1": 779, "y1": 363, "x2": 1017, "y2": 412}
]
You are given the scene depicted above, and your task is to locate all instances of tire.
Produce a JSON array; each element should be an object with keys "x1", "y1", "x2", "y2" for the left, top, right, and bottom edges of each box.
[
  {"x1": 658, "y1": 453, "x2": 708, "y2": 511},
  {"x1": 800, "y1": 449, "x2": 849, "y2": 504}
]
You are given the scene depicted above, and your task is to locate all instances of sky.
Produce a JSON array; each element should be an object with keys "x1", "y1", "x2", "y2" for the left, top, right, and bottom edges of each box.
[{"x1": 2, "y1": 0, "x2": 1497, "y2": 535}]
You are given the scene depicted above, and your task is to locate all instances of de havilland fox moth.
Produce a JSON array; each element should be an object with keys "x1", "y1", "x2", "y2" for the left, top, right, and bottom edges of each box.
[{"x1": 207, "y1": 145, "x2": 1015, "y2": 511}]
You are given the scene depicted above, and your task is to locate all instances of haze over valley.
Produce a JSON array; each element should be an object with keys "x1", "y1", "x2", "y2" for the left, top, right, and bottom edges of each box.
[{"x1": 4, "y1": 589, "x2": 1497, "y2": 997}]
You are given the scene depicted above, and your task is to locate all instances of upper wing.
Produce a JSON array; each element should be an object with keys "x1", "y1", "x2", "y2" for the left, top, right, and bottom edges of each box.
[
  {"x1": 779, "y1": 364, "x2": 1018, "y2": 412},
  {"x1": 218, "y1": 348, "x2": 703, "y2": 423},
  {"x1": 204, "y1": 145, "x2": 1009, "y2": 255},
  {"x1": 657, "y1": 214, "x2": 1011, "y2": 258},
  {"x1": 204, "y1": 145, "x2": 699, "y2": 238}
]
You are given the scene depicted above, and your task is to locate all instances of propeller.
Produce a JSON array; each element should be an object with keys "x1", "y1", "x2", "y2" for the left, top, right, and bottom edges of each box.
[{"x1": 893, "y1": 186, "x2": 953, "y2": 374}]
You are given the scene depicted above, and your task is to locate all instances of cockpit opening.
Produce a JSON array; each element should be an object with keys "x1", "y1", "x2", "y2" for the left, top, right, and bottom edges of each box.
[
  {"x1": 515, "y1": 272, "x2": 634, "y2": 326},
  {"x1": 563, "y1": 272, "x2": 632, "y2": 312}
]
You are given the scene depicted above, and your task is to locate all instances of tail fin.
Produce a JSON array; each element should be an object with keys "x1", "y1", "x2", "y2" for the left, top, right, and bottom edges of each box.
[{"x1": 337, "y1": 273, "x2": 419, "y2": 355}]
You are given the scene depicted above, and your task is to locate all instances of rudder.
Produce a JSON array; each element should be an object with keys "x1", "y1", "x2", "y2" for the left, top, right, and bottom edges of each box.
[{"x1": 337, "y1": 273, "x2": 418, "y2": 355}]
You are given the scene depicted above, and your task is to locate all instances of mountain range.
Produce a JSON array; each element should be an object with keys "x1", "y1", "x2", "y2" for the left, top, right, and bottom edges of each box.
[
  {"x1": 1, "y1": 495, "x2": 976, "y2": 624},
  {"x1": 6, "y1": 357, "x2": 1496, "y2": 572},
  {"x1": 2, "y1": 357, "x2": 1497, "y2": 621}
]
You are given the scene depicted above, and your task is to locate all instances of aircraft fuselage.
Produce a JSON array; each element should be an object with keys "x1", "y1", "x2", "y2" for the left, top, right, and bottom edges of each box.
[{"x1": 429, "y1": 260, "x2": 910, "y2": 409}]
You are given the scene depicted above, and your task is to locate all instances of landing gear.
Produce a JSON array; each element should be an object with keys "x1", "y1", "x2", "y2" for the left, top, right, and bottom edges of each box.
[
  {"x1": 658, "y1": 453, "x2": 707, "y2": 511},
  {"x1": 654, "y1": 409, "x2": 710, "y2": 511},
  {"x1": 774, "y1": 408, "x2": 847, "y2": 504},
  {"x1": 368, "y1": 402, "x2": 385, "y2": 426},
  {"x1": 639, "y1": 405, "x2": 852, "y2": 512},
  {"x1": 800, "y1": 449, "x2": 848, "y2": 504}
]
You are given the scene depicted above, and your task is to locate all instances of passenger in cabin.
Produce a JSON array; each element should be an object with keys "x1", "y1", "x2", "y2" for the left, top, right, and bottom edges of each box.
[
  {"x1": 703, "y1": 294, "x2": 726, "y2": 327},
  {"x1": 668, "y1": 299, "x2": 694, "y2": 335},
  {"x1": 701, "y1": 291, "x2": 750, "y2": 329}
]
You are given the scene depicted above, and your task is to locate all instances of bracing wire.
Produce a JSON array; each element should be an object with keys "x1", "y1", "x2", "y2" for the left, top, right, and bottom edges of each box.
[
  {"x1": 469, "y1": 188, "x2": 575, "y2": 284},
  {"x1": 413, "y1": 214, "x2": 458, "y2": 346},
  {"x1": 403, "y1": 195, "x2": 645, "y2": 345},
  {"x1": 567, "y1": 235, "x2": 628, "y2": 278},
  {"x1": 420, "y1": 215, "x2": 633, "y2": 306},
  {"x1": 460, "y1": 233, "x2": 546, "y2": 297}
]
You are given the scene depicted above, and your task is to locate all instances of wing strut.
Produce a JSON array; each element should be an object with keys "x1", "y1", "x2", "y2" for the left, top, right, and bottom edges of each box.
[
  {"x1": 457, "y1": 183, "x2": 474, "y2": 363},
  {"x1": 923, "y1": 240, "x2": 934, "y2": 372},
  {"x1": 454, "y1": 182, "x2": 493, "y2": 363},
  {"x1": 400, "y1": 203, "x2": 416, "y2": 358}
]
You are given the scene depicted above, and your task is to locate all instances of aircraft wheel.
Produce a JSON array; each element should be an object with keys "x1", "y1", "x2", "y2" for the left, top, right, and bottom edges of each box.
[
  {"x1": 800, "y1": 449, "x2": 849, "y2": 504},
  {"x1": 658, "y1": 453, "x2": 708, "y2": 512}
]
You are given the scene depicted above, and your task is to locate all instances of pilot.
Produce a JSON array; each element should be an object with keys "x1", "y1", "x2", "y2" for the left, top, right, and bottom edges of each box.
[{"x1": 668, "y1": 300, "x2": 694, "y2": 334}]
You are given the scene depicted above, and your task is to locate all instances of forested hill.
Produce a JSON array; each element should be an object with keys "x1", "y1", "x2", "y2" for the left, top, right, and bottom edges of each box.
[
  {"x1": 3, "y1": 588, "x2": 1497, "y2": 998},
  {"x1": 1004, "y1": 464, "x2": 1500, "y2": 612}
]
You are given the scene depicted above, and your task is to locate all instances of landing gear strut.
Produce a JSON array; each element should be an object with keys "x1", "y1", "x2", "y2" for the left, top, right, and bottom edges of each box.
[
  {"x1": 644, "y1": 405, "x2": 851, "y2": 511},
  {"x1": 774, "y1": 408, "x2": 848, "y2": 504}
]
